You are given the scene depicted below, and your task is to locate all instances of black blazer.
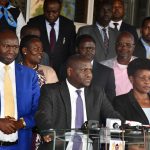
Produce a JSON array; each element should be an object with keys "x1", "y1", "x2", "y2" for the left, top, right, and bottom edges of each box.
[
  {"x1": 113, "y1": 90, "x2": 149, "y2": 125},
  {"x1": 92, "y1": 61, "x2": 116, "y2": 102},
  {"x1": 27, "y1": 15, "x2": 76, "y2": 76},
  {"x1": 120, "y1": 22, "x2": 138, "y2": 43},
  {"x1": 134, "y1": 39, "x2": 146, "y2": 58},
  {"x1": 35, "y1": 81, "x2": 123, "y2": 150}
]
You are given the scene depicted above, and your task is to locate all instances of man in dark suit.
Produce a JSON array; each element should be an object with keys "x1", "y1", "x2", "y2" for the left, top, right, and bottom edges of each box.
[
  {"x1": 27, "y1": 0, "x2": 76, "y2": 77},
  {"x1": 0, "y1": 30, "x2": 40, "y2": 150},
  {"x1": 77, "y1": 1, "x2": 119, "y2": 62},
  {"x1": 75, "y1": 34, "x2": 116, "y2": 102},
  {"x1": 134, "y1": 17, "x2": 150, "y2": 59},
  {"x1": 35, "y1": 54, "x2": 123, "y2": 150},
  {"x1": 109, "y1": 0, "x2": 138, "y2": 43}
]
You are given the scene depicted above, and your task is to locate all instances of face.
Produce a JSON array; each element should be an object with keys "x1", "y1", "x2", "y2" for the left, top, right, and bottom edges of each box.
[
  {"x1": 116, "y1": 33, "x2": 135, "y2": 61},
  {"x1": 78, "y1": 40, "x2": 96, "y2": 61},
  {"x1": 129, "y1": 70, "x2": 150, "y2": 94},
  {"x1": 141, "y1": 20, "x2": 150, "y2": 43},
  {"x1": 112, "y1": 1, "x2": 124, "y2": 21},
  {"x1": 0, "y1": 0, "x2": 8, "y2": 6},
  {"x1": 44, "y1": 2, "x2": 61, "y2": 23},
  {"x1": 24, "y1": 39, "x2": 43, "y2": 65},
  {"x1": 67, "y1": 60, "x2": 93, "y2": 89},
  {"x1": 97, "y1": 4, "x2": 112, "y2": 26},
  {"x1": 0, "y1": 32, "x2": 19, "y2": 65}
]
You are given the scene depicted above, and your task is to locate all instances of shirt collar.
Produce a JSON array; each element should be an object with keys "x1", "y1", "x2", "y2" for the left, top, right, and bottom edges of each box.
[
  {"x1": 66, "y1": 79, "x2": 84, "y2": 93},
  {"x1": 96, "y1": 22, "x2": 109, "y2": 30},
  {"x1": 45, "y1": 18, "x2": 59, "y2": 30},
  {"x1": 0, "y1": 61, "x2": 15, "y2": 70},
  {"x1": 109, "y1": 20, "x2": 122, "y2": 30},
  {"x1": 141, "y1": 38, "x2": 150, "y2": 47}
]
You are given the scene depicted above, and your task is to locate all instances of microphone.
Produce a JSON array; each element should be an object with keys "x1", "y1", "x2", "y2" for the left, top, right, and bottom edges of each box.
[{"x1": 106, "y1": 118, "x2": 121, "y2": 130}]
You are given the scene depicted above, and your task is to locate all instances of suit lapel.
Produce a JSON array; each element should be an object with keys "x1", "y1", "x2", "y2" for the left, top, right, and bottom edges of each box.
[
  {"x1": 15, "y1": 63, "x2": 23, "y2": 118},
  {"x1": 84, "y1": 87, "x2": 93, "y2": 120},
  {"x1": 59, "y1": 81, "x2": 71, "y2": 128}
]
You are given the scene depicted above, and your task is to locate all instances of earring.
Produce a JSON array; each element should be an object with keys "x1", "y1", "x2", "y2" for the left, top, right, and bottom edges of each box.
[{"x1": 24, "y1": 52, "x2": 26, "y2": 55}]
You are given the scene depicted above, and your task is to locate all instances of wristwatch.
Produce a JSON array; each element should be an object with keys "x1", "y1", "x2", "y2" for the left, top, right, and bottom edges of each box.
[{"x1": 20, "y1": 117, "x2": 26, "y2": 127}]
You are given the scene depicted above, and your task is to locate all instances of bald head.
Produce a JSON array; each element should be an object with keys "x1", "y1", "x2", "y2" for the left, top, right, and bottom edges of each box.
[{"x1": 0, "y1": 30, "x2": 19, "y2": 65}]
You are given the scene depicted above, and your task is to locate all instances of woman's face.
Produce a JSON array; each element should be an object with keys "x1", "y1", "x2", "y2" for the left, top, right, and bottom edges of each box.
[
  {"x1": 130, "y1": 69, "x2": 150, "y2": 94},
  {"x1": 25, "y1": 39, "x2": 43, "y2": 65}
]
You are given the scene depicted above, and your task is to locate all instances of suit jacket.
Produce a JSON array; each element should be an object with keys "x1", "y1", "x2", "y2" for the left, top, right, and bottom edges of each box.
[
  {"x1": 120, "y1": 22, "x2": 138, "y2": 43},
  {"x1": 92, "y1": 61, "x2": 116, "y2": 102},
  {"x1": 77, "y1": 25, "x2": 119, "y2": 62},
  {"x1": 134, "y1": 39, "x2": 146, "y2": 58},
  {"x1": 35, "y1": 81, "x2": 124, "y2": 150},
  {"x1": 113, "y1": 90, "x2": 149, "y2": 125},
  {"x1": 27, "y1": 15, "x2": 76, "y2": 76},
  {"x1": 0, "y1": 63, "x2": 40, "y2": 150}
]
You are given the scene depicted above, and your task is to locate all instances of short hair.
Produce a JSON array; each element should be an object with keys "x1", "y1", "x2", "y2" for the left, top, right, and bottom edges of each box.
[
  {"x1": 43, "y1": 0, "x2": 62, "y2": 8},
  {"x1": 112, "y1": 0, "x2": 124, "y2": 6},
  {"x1": 20, "y1": 25, "x2": 40, "y2": 39},
  {"x1": 141, "y1": 17, "x2": 150, "y2": 27},
  {"x1": 127, "y1": 58, "x2": 150, "y2": 76},
  {"x1": 76, "y1": 34, "x2": 96, "y2": 48},
  {"x1": 20, "y1": 35, "x2": 41, "y2": 56},
  {"x1": 66, "y1": 54, "x2": 90, "y2": 69}
]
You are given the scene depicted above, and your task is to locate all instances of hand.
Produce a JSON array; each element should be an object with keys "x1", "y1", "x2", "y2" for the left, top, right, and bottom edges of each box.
[
  {"x1": 13, "y1": 119, "x2": 25, "y2": 130},
  {"x1": 43, "y1": 135, "x2": 52, "y2": 143},
  {"x1": 0, "y1": 118, "x2": 16, "y2": 134}
]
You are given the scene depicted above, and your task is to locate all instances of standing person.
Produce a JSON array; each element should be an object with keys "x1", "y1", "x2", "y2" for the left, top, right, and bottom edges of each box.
[
  {"x1": 134, "y1": 17, "x2": 150, "y2": 59},
  {"x1": 109, "y1": 0, "x2": 138, "y2": 42},
  {"x1": 27, "y1": 0, "x2": 76, "y2": 77},
  {"x1": 101, "y1": 32, "x2": 136, "y2": 96},
  {"x1": 0, "y1": 0, "x2": 25, "y2": 39},
  {"x1": 77, "y1": 1, "x2": 119, "y2": 62},
  {"x1": 35, "y1": 54, "x2": 124, "y2": 150},
  {"x1": 0, "y1": 30, "x2": 40, "y2": 150}
]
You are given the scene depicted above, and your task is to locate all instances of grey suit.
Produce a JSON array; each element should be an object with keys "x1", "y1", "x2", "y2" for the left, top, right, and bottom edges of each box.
[
  {"x1": 77, "y1": 24, "x2": 119, "y2": 62},
  {"x1": 35, "y1": 81, "x2": 124, "y2": 150}
]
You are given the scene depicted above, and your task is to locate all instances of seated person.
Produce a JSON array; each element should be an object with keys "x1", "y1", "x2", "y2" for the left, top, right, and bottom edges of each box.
[
  {"x1": 20, "y1": 35, "x2": 58, "y2": 87},
  {"x1": 113, "y1": 58, "x2": 150, "y2": 125},
  {"x1": 35, "y1": 54, "x2": 124, "y2": 150}
]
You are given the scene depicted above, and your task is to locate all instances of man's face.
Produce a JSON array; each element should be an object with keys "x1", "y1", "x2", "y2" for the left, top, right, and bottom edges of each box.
[
  {"x1": 116, "y1": 34, "x2": 135, "y2": 60},
  {"x1": 141, "y1": 20, "x2": 150, "y2": 44},
  {"x1": 78, "y1": 40, "x2": 96, "y2": 61},
  {"x1": 0, "y1": 33, "x2": 19, "y2": 65},
  {"x1": 68, "y1": 61, "x2": 93, "y2": 89},
  {"x1": 97, "y1": 4, "x2": 112, "y2": 26},
  {"x1": 112, "y1": 1, "x2": 124, "y2": 21},
  {"x1": 44, "y1": 2, "x2": 61, "y2": 23}
]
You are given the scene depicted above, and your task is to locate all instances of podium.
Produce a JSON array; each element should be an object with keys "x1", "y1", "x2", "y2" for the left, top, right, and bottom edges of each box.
[{"x1": 40, "y1": 127, "x2": 150, "y2": 150}]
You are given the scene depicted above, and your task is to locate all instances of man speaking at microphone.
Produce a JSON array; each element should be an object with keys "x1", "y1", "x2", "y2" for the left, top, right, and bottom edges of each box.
[{"x1": 35, "y1": 54, "x2": 124, "y2": 150}]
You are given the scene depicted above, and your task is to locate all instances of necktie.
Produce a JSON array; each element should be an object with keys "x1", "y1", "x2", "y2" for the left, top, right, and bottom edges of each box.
[
  {"x1": 113, "y1": 23, "x2": 119, "y2": 30},
  {"x1": 102, "y1": 28, "x2": 109, "y2": 50},
  {"x1": 4, "y1": 65, "x2": 15, "y2": 117},
  {"x1": 50, "y1": 22, "x2": 56, "y2": 51},
  {"x1": 72, "y1": 90, "x2": 84, "y2": 150}
]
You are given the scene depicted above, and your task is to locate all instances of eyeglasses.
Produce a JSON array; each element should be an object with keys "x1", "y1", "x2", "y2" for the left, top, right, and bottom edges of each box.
[
  {"x1": 116, "y1": 42, "x2": 135, "y2": 48},
  {"x1": 135, "y1": 76, "x2": 150, "y2": 82},
  {"x1": 0, "y1": 42, "x2": 19, "y2": 50},
  {"x1": 29, "y1": 47, "x2": 43, "y2": 55}
]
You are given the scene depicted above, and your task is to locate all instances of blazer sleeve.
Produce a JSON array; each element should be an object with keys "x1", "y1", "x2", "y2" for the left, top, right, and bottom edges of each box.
[
  {"x1": 99, "y1": 89, "x2": 125, "y2": 123},
  {"x1": 105, "y1": 68, "x2": 116, "y2": 102},
  {"x1": 35, "y1": 84, "x2": 53, "y2": 131}
]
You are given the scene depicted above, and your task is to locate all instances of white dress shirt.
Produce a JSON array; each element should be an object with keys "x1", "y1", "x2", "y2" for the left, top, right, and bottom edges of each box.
[
  {"x1": 0, "y1": 61, "x2": 18, "y2": 142},
  {"x1": 45, "y1": 18, "x2": 59, "y2": 43},
  {"x1": 109, "y1": 20, "x2": 122, "y2": 30}
]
